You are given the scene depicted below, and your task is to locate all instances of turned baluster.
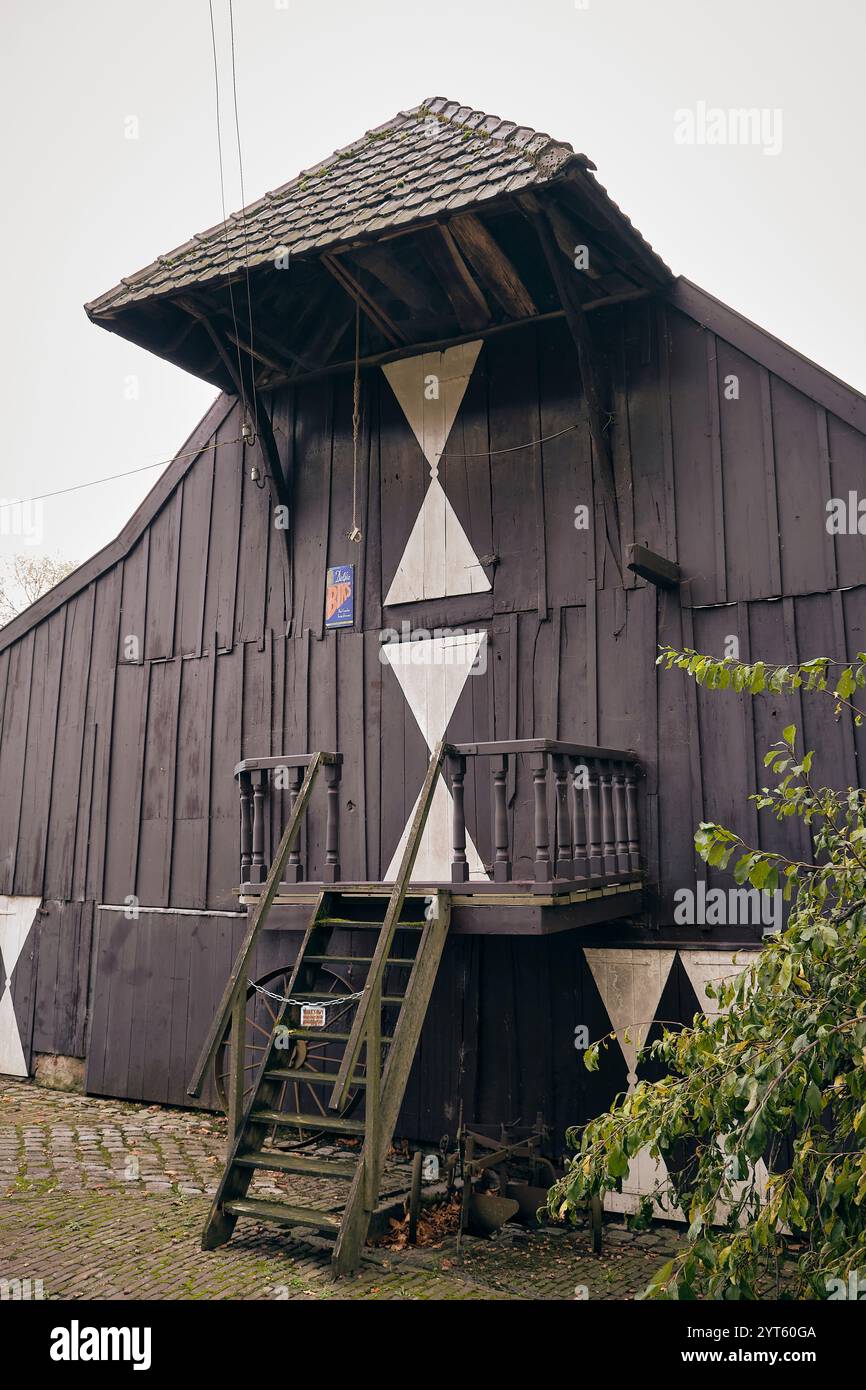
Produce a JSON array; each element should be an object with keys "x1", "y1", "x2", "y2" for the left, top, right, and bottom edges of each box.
[
  {"x1": 323, "y1": 760, "x2": 342, "y2": 882},
  {"x1": 287, "y1": 765, "x2": 304, "y2": 882},
  {"x1": 553, "y1": 753, "x2": 573, "y2": 878},
  {"x1": 626, "y1": 766, "x2": 640, "y2": 874},
  {"x1": 613, "y1": 763, "x2": 629, "y2": 875},
  {"x1": 532, "y1": 753, "x2": 552, "y2": 883},
  {"x1": 571, "y1": 759, "x2": 588, "y2": 881},
  {"x1": 586, "y1": 760, "x2": 602, "y2": 879},
  {"x1": 239, "y1": 771, "x2": 253, "y2": 882},
  {"x1": 250, "y1": 770, "x2": 267, "y2": 883},
  {"x1": 599, "y1": 760, "x2": 616, "y2": 878},
  {"x1": 450, "y1": 753, "x2": 469, "y2": 883},
  {"x1": 492, "y1": 755, "x2": 511, "y2": 882}
]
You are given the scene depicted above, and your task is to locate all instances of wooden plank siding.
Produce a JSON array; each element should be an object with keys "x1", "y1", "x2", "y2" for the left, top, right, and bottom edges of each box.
[{"x1": 1, "y1": 302, "x2": 865, "y2": 1135}]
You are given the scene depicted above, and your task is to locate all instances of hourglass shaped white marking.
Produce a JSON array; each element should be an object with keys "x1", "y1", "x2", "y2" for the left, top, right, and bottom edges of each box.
[
  {"x1": 382, "y1": 632, "x2": 488, "y2": 882},
  {"x1": 382, "y1": 340, "x2": 490, "y2": 605},
  {"x1": 0, "y1": 896, "x2": 41, "y2": 1077}
]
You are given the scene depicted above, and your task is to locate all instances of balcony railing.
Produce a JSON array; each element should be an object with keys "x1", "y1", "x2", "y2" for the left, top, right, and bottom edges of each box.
[
  {"x1": 235, "y1": 752, "x2": 343, "y2": 886},
  {"x1": 235, "y1": 741, "x2": 641, "y2": 893},
  {"x1": 447, "y1": 740, "x2": 640, "y2": 886}
]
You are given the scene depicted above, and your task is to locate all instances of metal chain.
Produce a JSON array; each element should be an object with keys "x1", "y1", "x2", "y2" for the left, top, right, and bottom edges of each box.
[{"x1": 247, "y1": 979, "x2": 365, "y2": 1008}]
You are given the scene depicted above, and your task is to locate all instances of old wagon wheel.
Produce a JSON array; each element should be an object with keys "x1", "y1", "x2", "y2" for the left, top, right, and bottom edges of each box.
[{"x1": 213, "y1": 963, "x2": 364, "y2": 1146}]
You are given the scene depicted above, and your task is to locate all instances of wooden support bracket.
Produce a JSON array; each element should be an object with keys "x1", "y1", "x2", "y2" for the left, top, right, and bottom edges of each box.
[{"x1": 626, "y1": 543, "x2": 681, "y2": 589}]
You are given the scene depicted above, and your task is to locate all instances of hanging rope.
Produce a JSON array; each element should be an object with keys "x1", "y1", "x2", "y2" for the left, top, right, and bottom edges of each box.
[{"x1": 347, "y1": 302, "x2": 363, "y2": 543}]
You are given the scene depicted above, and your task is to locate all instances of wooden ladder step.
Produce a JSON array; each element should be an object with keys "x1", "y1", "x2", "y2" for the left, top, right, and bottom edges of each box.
[
  {"x1": 305, "y1": 955, "x2": 417, "y2": 967},
  {"x1": 235, "y1": 1150, "x2": 358, "y2": 1179},
  {"x1": 282, "y1": 1028, "x2": 395, "y2": 1042},
  {"x1": 318, "y1": 917, "x2": 425, "y2": 929},
  {"x1": 265, "y1": 1067, "x2": 367, "y2": 1087},
  {"x1": 223, "y1": 1197, "x2": 341, "y2": 1232},
  {"x1": 289, "y1": 991, "x2": 362, "y2": 1001},
  {"x1": 251, "y1": 1108, "x2": 366, "y2": 1135}
]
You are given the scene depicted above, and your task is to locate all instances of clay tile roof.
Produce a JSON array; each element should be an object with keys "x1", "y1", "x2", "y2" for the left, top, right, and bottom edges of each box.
[{"x1": 85, "y1": 97, "x2": 590, "y2": 317}]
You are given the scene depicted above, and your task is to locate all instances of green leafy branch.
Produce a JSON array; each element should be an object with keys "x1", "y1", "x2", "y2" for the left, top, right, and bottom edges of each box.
[
  {"x1": 549, "y1": 647, "x2": 866, "y2": 1299},
  {"x1": 656, "y1": 645, "x2": 866, "y2": 724}
]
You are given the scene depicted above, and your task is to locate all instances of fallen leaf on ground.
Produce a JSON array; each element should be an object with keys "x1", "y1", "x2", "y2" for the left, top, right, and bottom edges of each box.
[{"x1": 372, "y1": 1197, "x2": 461, "y2": 1250}]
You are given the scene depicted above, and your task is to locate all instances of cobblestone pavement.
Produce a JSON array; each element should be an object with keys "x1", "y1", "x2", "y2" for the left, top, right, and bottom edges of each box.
[{"x1": 0, "y1": 1080, "x2": 682, "y2": 1301}]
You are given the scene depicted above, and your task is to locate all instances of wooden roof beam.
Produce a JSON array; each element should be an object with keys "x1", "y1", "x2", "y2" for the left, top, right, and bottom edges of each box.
[
  {"x1": 422, "y1": 226, "x2": 492, "y2": 332},
  {"x1": 347, "y1": 243, "x2": 435, "y2": 316},
  {"x1": 229, "y1": 309, "x2": 317, "y2": 375},
  {"x1": 447, "y1": 213, "x2": 537, "y2": 318},
  {"x1": 552, "y1": 190, "x2": 656, "y2": 287},
  {"x1": 223, "y1": 325, "x2": 305, "y2": 381},
  {"x1": 259, "y1": 290, "x2": 654, "y2": 390},
  {"x1": 322, "y1": 252, "x2": 407, "y2": 347},
  {"x1": 291, "y1": 295, "x2": 355, "y2": 377},
  {"x1": 540, "y1": 200, "x2": 610, "y2": 288},
  {"x1": 182, "y1": 283, "x2": 316, "y2": 376},
  {"x1": 161, "y1": 312, "x2": 199, "y2": 355},
  {"x1": 561, "y1": 168, "x2": 674, "y2": 288}
]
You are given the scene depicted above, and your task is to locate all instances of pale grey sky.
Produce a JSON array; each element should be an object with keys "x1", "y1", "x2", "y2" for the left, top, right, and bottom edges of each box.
[{"x1": 2, "y1": 0, "x2": 864, "y2": 572}]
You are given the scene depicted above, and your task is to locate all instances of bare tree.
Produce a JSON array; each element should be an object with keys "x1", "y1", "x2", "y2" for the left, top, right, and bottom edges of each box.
[{"x1": 0, "y1": 554, "x2": 77, "y2": 626}]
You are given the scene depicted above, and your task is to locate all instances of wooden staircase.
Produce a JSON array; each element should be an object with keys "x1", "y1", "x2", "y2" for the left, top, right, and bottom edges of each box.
[{"x1": 193, "y1": 741, "x2": 451, "y2": 1276}]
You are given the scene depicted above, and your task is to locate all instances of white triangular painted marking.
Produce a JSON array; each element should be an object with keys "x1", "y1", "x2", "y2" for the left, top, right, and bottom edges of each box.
[
  {"x1": 385, "y1": 776, "x2": 487, "y2": 882},
  {"x1": 383, "y1": 340, "x2": 490, "y2": 605},
  {"x1": 384, "y1": 478, "x2": 490, "y2": 604},
  {"x1": 0, "y1": 896, "x2": 40, "y2": 1078},
  {"x1": 582, "y1": 948, "x2": 768, "y2": 1223},
  {"x1": 0, "y1": 898, "x2": 38, "y2": 977},
  {"x1": 679, "y1": 949, "x2": 747, "y2": 1017},
  {"x1": 584, "y1": 947, "x2": 678, "y2": 1218},
  {"x1": 382, "y1": 633, "x2": 488, "y2": 882},
  {"x1": 678, "y1": 949, "x2": 770, "y2": 1221},
  {"x1": 383, "y1": 340, "x2": 483, "y2": 473},
  {"x1": 0, "y1": 991, "x2": 27, "y2": 1077},
  {"x1": 382, "y1": 630, "x2": 486, "y2": 747},
  {"x1": 583, "y1": 948, "x2": 675, "y2": 1089}
]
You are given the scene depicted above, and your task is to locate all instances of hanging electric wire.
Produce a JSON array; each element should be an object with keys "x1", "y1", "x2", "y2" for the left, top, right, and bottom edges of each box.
[
  {"x1": 0, "y1": 413, "x2": 593, "y2": 515},
  {"x1": 207, "y1": 0, "x2": 257, "y2": 440},
  {"x1": 441, "y1": 421, "x2": 584, "y2": 459},
  {"x1": 227, "y1": 0, "x2": 260, "y2": 441},
  {"x1": 0, "y1": 436, "x2": 246, "y2": 511}
]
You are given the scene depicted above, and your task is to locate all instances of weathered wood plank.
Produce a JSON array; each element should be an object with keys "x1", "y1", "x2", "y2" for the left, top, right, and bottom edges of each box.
[
  {"x1": 448, "y1": 213, "x2": 537, "y2": 318},
  {"x1": 0, "y1": 631, "x2": 35, "y2": 893},
  {"x1": 45, "y1": 586, "x2": 95, "y2": 898},
  {"x1": 202, "y1": 412, "x2": 244, "y2": 651},
  {"x1": 14, "y1": 610, "x2": 65, "y2": 895},
  {"x1": 145, "y1": 489, "x2": 182, "y2": 659},
  {"x1": 174, "y1": 453, "x2": 215, "y2": 656}
]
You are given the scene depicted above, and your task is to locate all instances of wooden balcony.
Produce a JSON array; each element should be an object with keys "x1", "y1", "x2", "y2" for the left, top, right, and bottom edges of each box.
[{"x1": 235, "y1": 741, "x2": 645, "y2": 934}]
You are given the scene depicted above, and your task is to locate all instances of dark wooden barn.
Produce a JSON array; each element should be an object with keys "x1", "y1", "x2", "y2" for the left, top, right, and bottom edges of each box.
[{"x1": 2, "y1": 98, "x2": 865, "y2": 1243}]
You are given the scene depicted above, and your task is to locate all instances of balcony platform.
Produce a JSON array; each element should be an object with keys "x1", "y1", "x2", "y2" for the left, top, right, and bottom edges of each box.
[
  {"x1": 234, "y1": 739, "x2": 645, "y2": 935},
  {"x1": 238, "y1": 878, "x2": 645, "y2": 935}
]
